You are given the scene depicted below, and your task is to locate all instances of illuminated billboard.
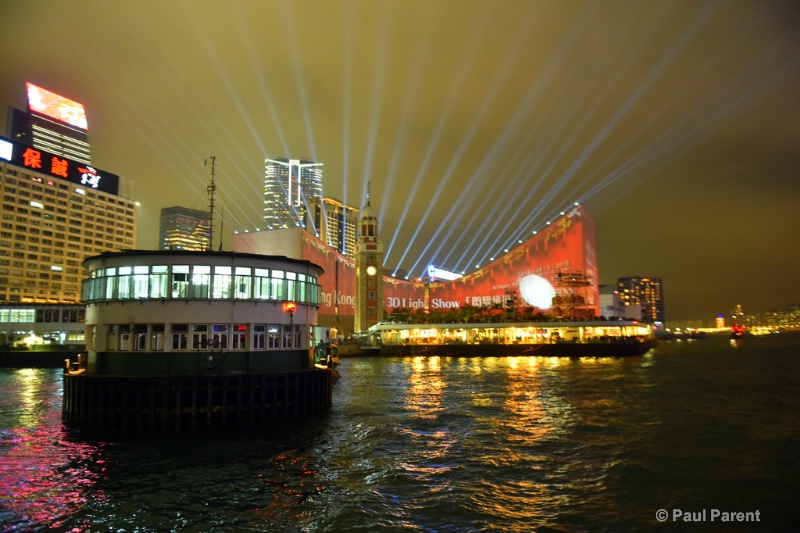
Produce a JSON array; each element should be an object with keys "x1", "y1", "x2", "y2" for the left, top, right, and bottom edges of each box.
[
  {"x1": 301, "y1": 232, "x2": 357, "y2": 315},
  {"x1": 0, "y1": 136, "x2": 119, "y2": 195},
  {"x1": 26, "y1": 82, "x2": 89, "y2": 130},
  {"x1": 233, "y1": 205, "x2": 599, "y2": 325},
  {"x1": 422, "y1": 205, "x2": 598, "y2": 313}
]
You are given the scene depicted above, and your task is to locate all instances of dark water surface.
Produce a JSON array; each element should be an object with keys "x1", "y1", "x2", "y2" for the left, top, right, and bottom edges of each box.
[{"x1": 2, "y1": 334, "x2": 799, "y2": 531}]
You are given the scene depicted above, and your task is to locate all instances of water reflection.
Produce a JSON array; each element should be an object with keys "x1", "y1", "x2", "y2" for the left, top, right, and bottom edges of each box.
[
  {"x1": 3, "y1": 339, "x2": 795, "y2": 531},
  {"x1": 0, "y1": 369, "x2": 105, "y2": 530}
]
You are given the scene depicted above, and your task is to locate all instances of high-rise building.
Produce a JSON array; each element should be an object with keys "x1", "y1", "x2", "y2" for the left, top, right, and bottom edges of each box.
[
  {"x1": 0, "y1": 135, "x2": 136, "y2": 303},
  {"x1": 308, "y1": 196, "x2": 359, "y2": 258},
  {"x1": 263, "y1": 158, "x2": 323, "y2": 231},
  {"x1": 159, "y1": 206, "x2": 210, "y2": 251},
  {"x1": 6, "y1": 83, "x2": 92, "y2": 165},
  {"x1": 616, "y1": 276, "x2": 664, "y2": 323},
  {"x1": 598, "y1": 284, "x2": 625, "y2": 318}
]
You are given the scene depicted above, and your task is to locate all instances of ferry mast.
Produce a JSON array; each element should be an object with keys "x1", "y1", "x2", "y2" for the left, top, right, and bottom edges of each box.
[{"x1": 205, "y1": 156, "x2": 217, "y2": 252}]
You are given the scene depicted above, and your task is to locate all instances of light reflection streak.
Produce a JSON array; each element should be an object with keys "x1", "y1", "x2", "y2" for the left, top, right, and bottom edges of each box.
[
  {"x1": 405, "y1": 356, "x2": 445, "y2": 420},
  {"x1": 453, "y1": 2, "x2": 705, "y2": 272},
  {"x1": 356, "y1": 8, "x2": 393, "y2": 210},
  {"x1": 387, "y1": 9, "x2": 492, "y2": 273},
  {"x1": 0, "y1": 370, "x2": 105, "y2": 530}
]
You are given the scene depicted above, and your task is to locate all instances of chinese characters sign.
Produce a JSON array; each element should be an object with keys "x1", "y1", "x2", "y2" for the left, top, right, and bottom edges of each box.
[{"x1": 0, "y1": 136, "x2": 119, "y2": 195}]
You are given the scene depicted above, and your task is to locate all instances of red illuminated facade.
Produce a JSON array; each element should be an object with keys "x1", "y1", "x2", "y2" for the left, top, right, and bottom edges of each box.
[{"x1": 233, "y1": 205, "x2": 599, "y2": 333}]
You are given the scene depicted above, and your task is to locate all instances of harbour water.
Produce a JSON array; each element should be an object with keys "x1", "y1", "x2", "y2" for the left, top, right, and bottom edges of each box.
[{"x1": 1, "y1": 333, "x2": 799, "y2": 531}]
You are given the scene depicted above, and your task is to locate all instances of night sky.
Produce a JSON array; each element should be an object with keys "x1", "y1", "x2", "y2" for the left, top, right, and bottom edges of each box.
[{"x1": 2, "y1": 0, "x2": 798, "y2": 323}]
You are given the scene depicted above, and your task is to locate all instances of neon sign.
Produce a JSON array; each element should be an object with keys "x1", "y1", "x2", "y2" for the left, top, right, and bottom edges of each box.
[{"x1": 0, "y1": 136, "x2": 118, "y2": 195}]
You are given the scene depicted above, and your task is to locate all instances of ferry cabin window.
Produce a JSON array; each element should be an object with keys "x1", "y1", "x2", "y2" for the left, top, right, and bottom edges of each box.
[
  {"x1": 172, "y1": 324, "x2": 188, "y2": 350},
  {"x1": 253, "y1": 324, "x2": 266, "y2": 349},
  {"x1": 192, "y1": 324, "x2": 208, "y2": 350},
  {"x1": 150, "y1": 324, "x2": 165, "y2": 351},
  {"x1": 234, "y1": 267, "x2": 252, "y2": 299},
  {"x1": 297, "y1": 274, "x2": 307, "y2": 302},
  {"x1": 232, "y1": 324, "x2": 247, "y2": 349},
  {"x1": 134, "y1": 324, "x2": 147, "y2": 350},
  {"x1": 212, "y1": 324, "x2": 229, "y2": 349},
  {"x1": 271, "y1": 270, "x2": 285, "y2": 301},
  {"x1": 254, "y1": 268, "x2": 270, "y2": 300},
  {"x1": 192, "y1": 265, "x2": 210, "y2": 298},
  {"x1": 103, "y1": 267, "x2": 115, "y2": 299},
  {"x1": 119, "y1": 325, "x2": 131, "y2": 351},
  {"x1": 212, "y1": 266, "x2": 232, "y2": 299},
  {"x1": 283, "y1": 325, "x2": 293, "y2": 348},
  {"x1": 133, "y1": 266, "x2": 149, "y2": 298},
  {"x1": 286, "y1": 272, "x2": 297, "y2": 301},
  {"x1": 150, "y1": 265, "x2": 168, "y2": 298},
  {"x1": 268, "y1": 324, "x2": 280, "y2": 349},
  {"x1": 117, "y1": 266, "x2": 132, "y2": 299},
  {"x1": 171, "y1": 265, "x2": 189, "y2": 298}
]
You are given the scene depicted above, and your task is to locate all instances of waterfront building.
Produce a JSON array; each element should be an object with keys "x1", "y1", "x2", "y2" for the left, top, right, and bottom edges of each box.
[
  {"x1": 6, "y1": 83, "x2": 92, "y2": 165},
  {"x1": 63, "y1": 249, "x2": 331, "y2": 430},
  {"x1": 263, "y1": 158, "x2": 323, "y2": 231},
  {"x1": 0, "y1": 135, "x2": 135, "y2": 304},
  {"x1": 0, "y1": 303, "x2": 84, "y2": 345},
  {"x1": 159, "y1": 206, "x2": 210, "y2": 251},
  {"x1": 599, "y1": 284, "x2": 625, "y2": 318},
  {"x1": 233, "y1": 204, "x2": 599, "y2": 335},
  {"x1": 371, "y1": 320, "x2": 655, "y2": 357},
  {"x1": 308, "y1": 196, "x2": 359, "y2": 258},
  {"x1": 616, "y1": 276, "x2": 665, "y2": 323},
  {"x1": 354, "y1": 194, "x2": 384, "y2": 332}
]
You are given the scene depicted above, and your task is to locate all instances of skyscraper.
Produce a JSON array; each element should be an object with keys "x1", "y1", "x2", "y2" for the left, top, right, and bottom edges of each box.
[
  {"x1": 6, "y1": 83, "x2": 92, "y2": 165},
  {"x1": 159, "y1": 206, "x2": 210, "y2": 251},
  {"x1": 0, "y1": 135, "x2": 135, "y2": 303},
  {"x1": 263, "y1": 158, "x2": 323, "y2": 231},
  {"x1": 616, "y1": 276, "x2": 665, "y2": 323},
  {"x1": 308, "y1": 196, "x2": 359, "y2": 258}
]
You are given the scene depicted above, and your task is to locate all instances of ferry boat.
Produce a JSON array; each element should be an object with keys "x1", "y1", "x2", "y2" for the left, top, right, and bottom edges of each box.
[{"x1": 369, "y1": 320, "x2": 656, "y2": 357}]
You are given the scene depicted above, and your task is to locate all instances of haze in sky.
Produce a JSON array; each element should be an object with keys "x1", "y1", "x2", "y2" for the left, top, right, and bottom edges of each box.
[{"x1": 1, "y1": 0, "x2": 798, "y2": 322}]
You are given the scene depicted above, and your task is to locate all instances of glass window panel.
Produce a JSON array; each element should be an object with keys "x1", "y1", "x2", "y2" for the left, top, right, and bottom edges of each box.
[
  {"x1": 212, "y1": 266, "x2": 231, "y2": 299},
  {"x1": 133, "y1": 265, "x2": 148, "y2": 298},
  {"x1": 192, "y1": 265, "x2": 210, "y2": 298},
  {"x1": 150, "y1": 265, "x2": 168, "y2": 298},
  {"x1": 172, "y1": 265, "x2": 189, "y2": 298},
  {"x1": 254, "y1": 268, "x2": 270, "y2": 300},
  {"x1": 234, "y1": 266, "x2": 252, "y2": 299},
  {"x1": 268, "y1": 324, "x2": 280, "y2": 349},
  {"x1": 118, "y1": 266, "x2": 132, "y2": 299}
]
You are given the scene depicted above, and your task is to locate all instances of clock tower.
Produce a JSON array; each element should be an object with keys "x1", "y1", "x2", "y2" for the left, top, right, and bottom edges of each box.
[{"x1": 354, "y1": 187, "x2": 384, "y2": 332}]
